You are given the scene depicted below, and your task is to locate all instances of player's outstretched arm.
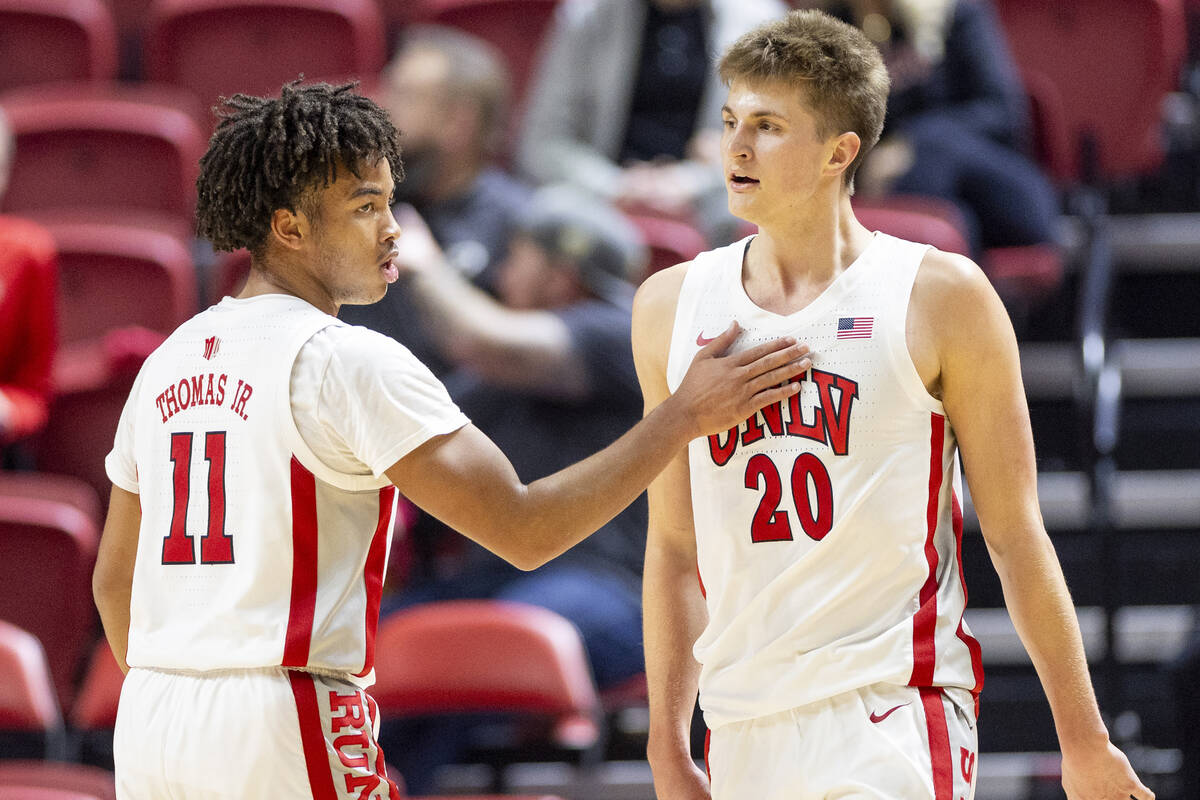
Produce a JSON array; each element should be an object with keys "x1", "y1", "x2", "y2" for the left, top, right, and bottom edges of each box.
[
  {"x1": 636, "y1": 265, "x2": 712, "y2": 800},
  {"x1": 917, "y1": 250, "x2": 1153, "y2": 800},
  {"x1": 386, "y1": 290, "x2": 809, "y2": 570},
  {"x1": 93, "y1": 485, "x2": 141, "y2": 674}
]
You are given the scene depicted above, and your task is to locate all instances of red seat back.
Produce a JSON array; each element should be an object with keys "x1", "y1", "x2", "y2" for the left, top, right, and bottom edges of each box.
[
  {"x1": 373, "y1": 600, "x2": 600, "y2": 749},
  {"x1": 0, "y1": 762, "x2": 115, "y2": 800},
  {"x1": 994, "y1": 0, "x2": 1187, "y2": 182},
  {"x1": 0, "y1": 0, "x2": 117, "y2": 92},
  {"x1": 46, "y1": 222, "x2": 196, "y2": 346},
  {"x1": 0, "y1": 93, "x2": 205, "y2": 225},
  {"x1": 414, "y1": 0, "x2": 560, "y2": 111},
  {"x1": 145, "y1": 0, "x2": 387, "y2": 118},
  {"x1": 70, "y1": 640, "x2": 124, "y2": 730},
  {"x1": 627, "y1": 213, "x2": 708, "y2": 279},
  {"x1": 0, "y1": 501, "x2": 98, "y2": 709}
]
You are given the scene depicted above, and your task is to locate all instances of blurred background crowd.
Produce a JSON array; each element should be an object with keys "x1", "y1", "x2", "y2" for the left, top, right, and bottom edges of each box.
[{"x1": 1, "y1": 1, "x2": 1199, "y2": 798}]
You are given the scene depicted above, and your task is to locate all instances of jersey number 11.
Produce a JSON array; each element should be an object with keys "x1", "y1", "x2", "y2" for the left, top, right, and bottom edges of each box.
[{"x1": 162, "y1": 431, "x2": 235, "y2": 564}]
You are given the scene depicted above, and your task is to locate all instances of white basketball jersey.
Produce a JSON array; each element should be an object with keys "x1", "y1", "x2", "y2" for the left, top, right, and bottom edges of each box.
[
  {"x1": 666, "y1": 233, "x2": 984, "y2": 730},
  {"x1": 108, "y1": 296, "x2": 410, "y2": 687}
]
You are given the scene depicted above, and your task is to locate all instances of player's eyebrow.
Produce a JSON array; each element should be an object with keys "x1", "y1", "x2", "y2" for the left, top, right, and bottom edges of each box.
[
  {"x1": 722, "y1": 104, "x2": 789, "y2": 121},
  {"x1": 348, "y1": 185, "x2": 386, "y2": 200}
]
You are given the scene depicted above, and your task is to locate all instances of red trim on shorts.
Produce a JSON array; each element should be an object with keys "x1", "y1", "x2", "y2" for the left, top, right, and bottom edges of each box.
[
  {"x1": 951, "y1": 491, "x2": 985, "y2": 715},
  {"x1": 284, "y1": 457, "x2": 319, "y2": 667},
  {"x1": 365, "y1": 693, "x2": 403, "y2": 800},
  {"x1": 696, "y1": 560, "x2": 706, "y2": 599},
  {"x1": 288, "y1": 672, "x2": 339, "y2": 800},
  {"x1": 356, "y1": 486, "x2": 396, "y2": 678},
  {"x1": 910, "y1": 414, "x2": 945, "y2": 686},
  {"x1": 919, "y1": 687, "x2": 953, "y2": 800},
  {"x1": 704, "y1": 727, "x2": 712, "y2": 783}
]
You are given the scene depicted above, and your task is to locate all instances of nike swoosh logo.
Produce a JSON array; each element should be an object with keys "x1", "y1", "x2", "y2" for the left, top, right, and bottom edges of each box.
[
  {"x1": 696, "y1": 332, "x2": 719, "y2": 346},
  {"x1": 869, "y1": 702, "x2": 910, "y2": 723}
]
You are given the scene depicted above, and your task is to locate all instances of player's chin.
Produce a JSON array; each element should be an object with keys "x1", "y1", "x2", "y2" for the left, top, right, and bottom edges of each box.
[{"x1": 339, "y1": 282, "x2": 388, "y2": 307}]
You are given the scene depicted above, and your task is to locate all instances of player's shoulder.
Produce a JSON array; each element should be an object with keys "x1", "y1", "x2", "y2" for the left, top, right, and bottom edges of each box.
[{"x1": 912, "y1": 247, "x2": 996, "y2": 316}]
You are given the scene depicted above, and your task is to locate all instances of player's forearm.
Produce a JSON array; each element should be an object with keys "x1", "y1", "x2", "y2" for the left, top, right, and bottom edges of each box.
[
  {"x1": 991, "y1": 528, "x2": 1109, "y2": 752},
  {"x1": 93, "y1": 577, "x2": 132, "y2": 674},
  {"x1": 644, "y1": 539, "x2": 707, "y2": 767},
  {"x1": 507, "y1": 395, "x2": 699, "y2": 568}
]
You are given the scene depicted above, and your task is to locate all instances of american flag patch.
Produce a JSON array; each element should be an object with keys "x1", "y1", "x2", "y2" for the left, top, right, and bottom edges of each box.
[{"x1": 836, "y1": 316, "x2": 873, "y2": 339}]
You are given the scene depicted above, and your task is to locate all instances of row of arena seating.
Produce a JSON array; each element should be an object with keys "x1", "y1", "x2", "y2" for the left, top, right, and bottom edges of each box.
[{"x1": 0, "y1": 509, "x2": 597, "y2": 798}]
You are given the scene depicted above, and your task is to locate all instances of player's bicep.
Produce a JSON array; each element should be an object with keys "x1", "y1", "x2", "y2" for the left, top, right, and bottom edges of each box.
[
  {"x1": 934, "y1": 260, "x2": 1043, "y2": 554},
  {"x1": 633, "y1": 264, "x2": 697, "y2": 562}
]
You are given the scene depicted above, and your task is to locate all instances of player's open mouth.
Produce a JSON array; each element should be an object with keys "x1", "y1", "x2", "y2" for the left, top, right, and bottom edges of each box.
[
  {"x1": 729, "y1": 174, "x2": 760, "y2": 190},
  {"x1": 380, "y1": 251, "x2": 400, "y2": 283}
]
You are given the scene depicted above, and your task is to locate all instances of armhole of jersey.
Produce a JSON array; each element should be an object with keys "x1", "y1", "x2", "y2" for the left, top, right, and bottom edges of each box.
[
  {"x1": 666, "y1": 240, "x2": 741, "y2": 392},
  {"x1": 275, "y1": 318, "x2": 392, "y2": 493},
  {"x1": 665, "y1": 263, "x2": 700, "y2": 393},
  {"x1": 885, "y1": 240, "x2": 946, "y2": 415}
]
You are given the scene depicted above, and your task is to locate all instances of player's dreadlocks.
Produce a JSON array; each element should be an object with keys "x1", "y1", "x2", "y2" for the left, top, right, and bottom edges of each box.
[{"x1": 196, "y1": 80, "x2": 402, "y2": 255}]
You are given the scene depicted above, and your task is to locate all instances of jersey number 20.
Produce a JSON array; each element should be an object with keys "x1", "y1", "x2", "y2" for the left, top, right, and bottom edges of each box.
[
  {"x1": 162, "y1": 431, "x2": 235, "y2": 564},
  {"x1": 744, "y1": 452, "x2": 833, "y2": 542}
]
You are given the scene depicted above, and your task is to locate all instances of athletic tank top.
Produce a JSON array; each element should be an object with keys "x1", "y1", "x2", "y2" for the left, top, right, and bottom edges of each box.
[
  {"x1": 666, "y1": 233, "x2": 983, "y2": 729},
  {"x1": 114, "y1": 297, "x2": 401, "y2": 687}
]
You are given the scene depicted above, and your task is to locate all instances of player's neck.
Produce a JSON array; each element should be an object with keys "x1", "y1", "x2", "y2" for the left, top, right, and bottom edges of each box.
[
  {"x1": 238, "y1": 259, "x2": 338, "y2": 316},
  {"x1": 749, "y1": 194, "x2": 873, "y2": 285}
]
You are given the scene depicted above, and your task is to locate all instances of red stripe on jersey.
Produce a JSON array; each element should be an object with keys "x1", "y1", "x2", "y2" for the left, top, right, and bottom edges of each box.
[
  {"x1": 704, "y1": 727, "x2": 712, "y2": 783},
  {"x1": 366, "y1": 693, "x2": 403, "y2": 800},
  {"x1": 284, "y1": 457, "x2": 319, "y2": 667},
  {"x1": 910, "y1": 414, "x2": 945, "y2": 687},
  {"x1": 288, "y1": 671, "x2": 339, "y2": 800},
  {"x1": 951, "y1": 491, "x2": 985, "y2": 714},
  {"x1": 919, "y1": 687, "x2": 953, "y2": 800},
  {"x1": 356, "y1": 486, "x2": 397, "y2": 678}
]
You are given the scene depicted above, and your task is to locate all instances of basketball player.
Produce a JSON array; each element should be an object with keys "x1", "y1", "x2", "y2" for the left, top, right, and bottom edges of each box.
[
  {"x1": 634, "y1": 11, "x2": 1152, "y2": 800},
  {"x1": 91, "y1": 82, "x2": 809, "y2": 799}
]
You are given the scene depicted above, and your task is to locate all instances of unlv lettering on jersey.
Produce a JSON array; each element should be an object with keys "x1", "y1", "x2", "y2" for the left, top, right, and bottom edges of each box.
[{"x1": 709, "y1": 367, "x2": 859, "y2": 466}]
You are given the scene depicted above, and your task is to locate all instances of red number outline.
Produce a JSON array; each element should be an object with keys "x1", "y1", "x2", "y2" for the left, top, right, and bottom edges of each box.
[
  {"x1": 162, "y1": 431, "x2": 235, "y2": 565},
  {"x1": 745, "y1": 453, "x2": 834, "y2": 543}
]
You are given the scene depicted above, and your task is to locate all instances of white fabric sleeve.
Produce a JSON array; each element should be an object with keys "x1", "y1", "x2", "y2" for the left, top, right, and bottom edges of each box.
[
  {"x1": 105, "y1": 368, "x2": 144, "y2": 494},
  {"x1": 291, "y1": 325, "x2": 469, "y2": 478}
]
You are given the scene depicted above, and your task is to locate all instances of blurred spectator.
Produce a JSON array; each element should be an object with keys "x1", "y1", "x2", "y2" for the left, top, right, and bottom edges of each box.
[
  {"x1": 810, "y1": 0, "x2": 1059, "y2": 254},
  {"x1": 341, "y1": 25, "x2": 531, "y2": 374},
  {"x1": 0, "y1": 108, "x2": 57, "y2": 466},
  {"x1": 516, "y1": 0, "x2": 786, "y2": 244},
  {"x1": 379, "y1": 186, "x2": 648, "y2": 793}
]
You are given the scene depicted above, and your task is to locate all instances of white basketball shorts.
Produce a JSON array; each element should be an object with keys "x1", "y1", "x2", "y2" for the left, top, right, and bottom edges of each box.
[
  {"x1": 114, "y1": 667, "x2": 402, "y2": 800},
  {"x1": 706, "y1": 683, "x2": 978, "y2": 800}
]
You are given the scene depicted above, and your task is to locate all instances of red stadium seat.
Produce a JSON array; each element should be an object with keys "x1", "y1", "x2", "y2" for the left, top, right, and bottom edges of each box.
[
  {"x1": 0, "y1": 788, "x2": 103, "y2": 800},
  {"x1": 994, "y1": 0, "x2": 1187, "y2": 183},
  {"x1": 70, "y1": 640, "x2": 124, "y2": 731},
  {"x1": 373, "y1": 600, "x2": 601, "y2": 790},
  {"x1": 0, "y1": 622, "x2": 61, "y2": 733},
  {"x1": 0, "y1": 0, "x2": 117, "y2": 92},
  {"x1": 32, "y1": 368, "x2": 142, "y2": 543},
  {"x1": 627, "y1": 213, "x2": 708, "y2": 279},
  {"x1": 0, "y1": 91, "x2": 206, "y2": 232},
  {"x1": 145, "y1": 0, "x2": 387, "y2": 118},
  {"x1": 0, "y1": 499, "x2": 99, "y2": 710},
  {"x1": 0, "y1": 473, "x2": 101, "y2": 542},
  {"x1": 0, "y1": 763, "x2": 115, "y2": 800},
  {"x1": 43, "y1": 221, "x2": 196, "y2": 348},
  {"x1": 852, "y1": 198, "x2": 972, "y2": 257},
  {"x1": 410, "y1": 0, "x2": 560, "y2": 111}
]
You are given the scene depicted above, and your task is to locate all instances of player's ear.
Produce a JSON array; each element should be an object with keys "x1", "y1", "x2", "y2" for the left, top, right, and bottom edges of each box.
[
  {"x1": 269, "y1": 207, "x2": 307, "y2": 251},
  {"x1": 825, "y1": 131, "x2": 861, "y2": 180}
]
